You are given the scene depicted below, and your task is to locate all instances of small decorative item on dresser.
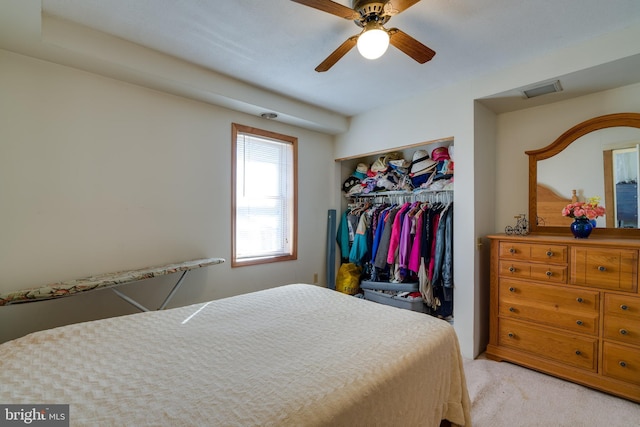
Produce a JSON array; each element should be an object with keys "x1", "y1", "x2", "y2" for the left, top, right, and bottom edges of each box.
[
  {"x1": 505, "y1": 214, "x2": 529, "y2": 235},
  {"x1": 561, "y1": 197, "x2": 606, "y2": 238}
]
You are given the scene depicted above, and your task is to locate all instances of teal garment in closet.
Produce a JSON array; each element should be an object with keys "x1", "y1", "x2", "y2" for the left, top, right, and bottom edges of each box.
[{"x1": 349, "y1": 213, "x2": 369, "y2": 265}]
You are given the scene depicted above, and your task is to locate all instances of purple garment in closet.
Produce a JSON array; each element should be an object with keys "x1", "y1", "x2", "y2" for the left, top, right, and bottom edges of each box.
[
  {"x1": 408, "y1": 209, "x2": 424, "y2": 273},
  {"x1": 386, "y1": 202, "x2": 411, "y2": 265}
]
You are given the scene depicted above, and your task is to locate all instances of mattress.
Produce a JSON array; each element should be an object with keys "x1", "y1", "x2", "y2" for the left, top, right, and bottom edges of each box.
[{"x1": 0, "y1": 284, "x2": 471, "y2": 426}]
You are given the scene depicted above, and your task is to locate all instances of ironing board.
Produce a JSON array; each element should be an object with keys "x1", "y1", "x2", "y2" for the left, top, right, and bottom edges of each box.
[{"x1": 0, "y1": 258, "x2": 225, "y2": 310}]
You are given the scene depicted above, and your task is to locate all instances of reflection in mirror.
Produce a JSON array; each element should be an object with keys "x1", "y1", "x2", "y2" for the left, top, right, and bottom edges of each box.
[
  {"x1": 537, "y1": 127, "x2": 640, "y2": 229},
  {"x1": 609, "y1": 145, "x2": 639, "y2": 228},
  {"x1": 527, "y1": 112, "x2": 640, "y2": 237},
  {"x1": 537, "y1": 132, "x2": 604, "y2": 227}
]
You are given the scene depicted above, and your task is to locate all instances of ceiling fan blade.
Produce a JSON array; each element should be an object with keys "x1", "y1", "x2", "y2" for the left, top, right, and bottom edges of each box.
[
  {"x1": 384, "y1": 0, "x2": 421, "y2": 16},
  {"x1": 291, "y1": 0, "x2": 360, "y2": 20},
  {"x1": 315, "y1": 36, "x2": 359, "y2": 72},
  {"x1": 388, "y1": 28, "x2": 435, "y2": 64}
]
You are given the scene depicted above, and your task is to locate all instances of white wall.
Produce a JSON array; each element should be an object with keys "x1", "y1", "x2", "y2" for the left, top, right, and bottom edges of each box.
[
  {"x1": 473, "y1": 102, "x2": 497, "y2": 353},
  {"x1": 0, "y1": 50, "x2": 336, "y2": 343}
]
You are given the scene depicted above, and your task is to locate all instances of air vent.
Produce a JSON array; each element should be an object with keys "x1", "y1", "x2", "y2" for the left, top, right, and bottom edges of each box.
[{"x1": 521, "y1": 80, "x2": 563, "y2": 99}]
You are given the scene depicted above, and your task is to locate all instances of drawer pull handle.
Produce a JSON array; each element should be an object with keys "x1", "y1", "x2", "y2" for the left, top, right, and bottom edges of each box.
[
  {"x1": 598, "y1": 266, "x2": 606, "y2": 272},
  {"x1": 576, "y1": 297, "x2": 584, "y2": 303},
  {"x1": 576, "y1": 320, "x2": 583, "y2": 326},
  {"x1": 546, "y1": 271, "x2": 552, "y2": 277},
  {"x1": 509, "y1": 287, "x2": 515, "y2": 292},
  {"x1": 619, "y1": 361, "x2": 627, "y2": 368},
  {"x1": 621, "y1": 304, "x2": 628, "y2": 311},
  {"x1": 509, "y1": 307, "x2": 515, "y2": 312},
  {"x1": 620, "y1": 329, "x2": 628, "y2": 335},
  {"x1": 509, "y1": 266, "x2": 515, "y2": 273},
  {"x1": 546, "y1": 250, "x2": 553, "y2": 257},
  {"x1": 507, "y1": 332, "x2": 515, "y2": 338},
  {"x1": 575, "y1": 350, "x2": 581, "y2": 356},
  {"x1": 509, "y1": 248, "x2": 515, "y2": 254}
]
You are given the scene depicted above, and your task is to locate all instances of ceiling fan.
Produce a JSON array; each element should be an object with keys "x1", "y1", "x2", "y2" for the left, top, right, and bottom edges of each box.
[{"x1": 291, "y1": 0, "x2": 436, "y2": 72}]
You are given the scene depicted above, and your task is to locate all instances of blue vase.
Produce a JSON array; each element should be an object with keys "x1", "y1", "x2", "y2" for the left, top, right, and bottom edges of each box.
[{"x1": 571, "y1": 218, "x2": 593, "y2": 238}]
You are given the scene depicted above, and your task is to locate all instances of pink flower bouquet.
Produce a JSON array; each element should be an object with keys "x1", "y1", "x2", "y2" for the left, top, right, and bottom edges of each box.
[{"x1": 561, "y1": 197, "x2": 606, "y2": 220}]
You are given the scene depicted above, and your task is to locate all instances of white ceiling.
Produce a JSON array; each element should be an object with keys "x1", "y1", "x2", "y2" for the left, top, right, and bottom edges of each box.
[{"x1": 40, "y1": 0, "x2": 640, "y2": 117}]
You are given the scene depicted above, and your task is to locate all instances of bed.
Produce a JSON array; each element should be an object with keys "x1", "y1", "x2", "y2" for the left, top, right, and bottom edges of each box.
[{"x1": 0, "y1": 284, "x2": 471, "y2": 426}]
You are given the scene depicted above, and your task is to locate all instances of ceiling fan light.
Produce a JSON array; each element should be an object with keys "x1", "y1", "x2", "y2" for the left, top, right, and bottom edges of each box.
[{"x1": 357, "y1": 28, "x2": 389, "y2": 60}]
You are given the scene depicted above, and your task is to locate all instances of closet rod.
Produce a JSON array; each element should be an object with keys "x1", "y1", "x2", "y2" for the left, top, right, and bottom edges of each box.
[{"x1": 349, "y1": 190, "x2": 452, "y2": 205}]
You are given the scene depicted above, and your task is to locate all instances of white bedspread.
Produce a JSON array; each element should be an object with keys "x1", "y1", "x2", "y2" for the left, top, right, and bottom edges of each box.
[{"x1": 0, "y1": 284, "x2": 471, "y2": 426}]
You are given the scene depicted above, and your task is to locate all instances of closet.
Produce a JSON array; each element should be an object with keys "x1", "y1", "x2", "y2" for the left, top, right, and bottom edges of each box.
[{"x1": 336, "y1": 139, "x2": 454, "y2": 321}]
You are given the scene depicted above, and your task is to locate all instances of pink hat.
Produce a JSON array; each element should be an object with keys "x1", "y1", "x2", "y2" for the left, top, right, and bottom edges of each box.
[{"x1": 431, "y1": 147, "x2": 450, "y2": 162}]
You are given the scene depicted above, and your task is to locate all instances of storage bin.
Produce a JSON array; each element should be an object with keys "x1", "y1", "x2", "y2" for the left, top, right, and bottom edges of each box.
[
  {"x1": 363, "y1": 289, "x2": 426, "y2": 313},
  {"x1": 359, "y1": 280, "x2": 419, "y2": 292}
]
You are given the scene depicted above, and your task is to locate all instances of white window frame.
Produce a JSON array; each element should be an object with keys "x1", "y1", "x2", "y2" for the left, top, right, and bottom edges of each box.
[{"x1": 231, "y1": 123, "x2": 298, "y2": 267}]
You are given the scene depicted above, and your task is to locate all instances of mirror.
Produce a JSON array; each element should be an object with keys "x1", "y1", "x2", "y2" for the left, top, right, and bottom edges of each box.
[{"x1": 527, "y1": 112, "x2": 640, "y2": 237}]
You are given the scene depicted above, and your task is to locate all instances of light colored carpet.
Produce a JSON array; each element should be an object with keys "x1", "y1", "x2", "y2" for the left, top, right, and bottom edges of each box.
[{"x1": 463, "y1": 355, "x2": 640, "y2": 427}]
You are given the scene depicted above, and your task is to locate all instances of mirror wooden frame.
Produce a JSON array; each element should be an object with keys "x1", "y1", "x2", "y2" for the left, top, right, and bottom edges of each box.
[{"x1": 526, "y1": 112, "x2": 640, "y2": 237}]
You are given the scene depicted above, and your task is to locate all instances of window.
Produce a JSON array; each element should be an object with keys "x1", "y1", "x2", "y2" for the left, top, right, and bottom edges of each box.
[{"x1": 231, "y1": 124, "x2": 297, "y2": 267}]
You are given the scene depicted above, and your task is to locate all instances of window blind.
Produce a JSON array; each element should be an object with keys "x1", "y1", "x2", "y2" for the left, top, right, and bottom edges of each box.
[{"x1": 235, "y1": 132, "x2": 294, "y2": 260}]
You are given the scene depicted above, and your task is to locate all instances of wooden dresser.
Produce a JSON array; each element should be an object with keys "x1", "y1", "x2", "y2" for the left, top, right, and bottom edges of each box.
[{"x1": 486, "y1": 234, "x2": 640, "y2": 403}]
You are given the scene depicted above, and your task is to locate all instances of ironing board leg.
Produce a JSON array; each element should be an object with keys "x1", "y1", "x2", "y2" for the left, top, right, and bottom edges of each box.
[
  {"x1": 112, "y1": 270, "x2": 189, "y2": 312},
  {"x1": 158, "y1": 270, "x2": 188, "y2": 310},
  {"x1": 112, "y1": 288, "x2": 150, "y2": 312}
]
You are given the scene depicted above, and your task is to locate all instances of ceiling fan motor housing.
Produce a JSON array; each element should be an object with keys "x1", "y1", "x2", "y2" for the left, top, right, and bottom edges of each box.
[{"x1": 352, "y1": 1, "x2": 390, "y2": 26}]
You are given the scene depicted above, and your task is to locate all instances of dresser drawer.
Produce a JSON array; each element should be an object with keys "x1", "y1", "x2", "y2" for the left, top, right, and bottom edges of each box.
[
  {"x1": 500, "y1": 279, "x2": 599, "y2": 311},
  {"x1": 498, "y1": 260, "x2": 567, "y2": 283},
  {"x1": 499, "y1": 242, "x2": 568, "y2": 263},
  {"x1": 571, "y1": 247, "x2": 638, "y2": 292},
  {"x1": 602, "y1": 342, "x2": 640, "y2": 386},
  {"x1": 605, "y1": 293, "x2": 640, "y2": 319},
  {"x1": 604, "y1": 314, "x2": 640, "y2": 346},
  {"x1": 498, "y1": 318, "x2": 597, "y2": 371},
  {"x1": 499, "y1": 301, "x2": 598, "y2": 335},
  {"x1": 499, "y1": 279, "x2": 599, "y2": 334}
]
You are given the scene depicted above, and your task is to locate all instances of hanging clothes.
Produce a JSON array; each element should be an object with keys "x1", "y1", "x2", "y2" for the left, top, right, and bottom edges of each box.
[
  {"x1": 427, "y1": 207, "x2": 442, "y2": 281},
  {"x1": 349, "y1": 212, "x2": 370, "y2": 265},
  {"x1": 338, "y1": 191, "x2": 453, "y2": 319},
  {"x1": 407, "y1": 206, "x2": 425, "y2": 273},
  {"x1": 373, "y1": 207, "x2": 399, "y2": 269},
  {"x1": 431, "y1": 203, "x2": 453, "y2": 318},
  {"x1": 442, "y1": 204, "x2": 454, "y2": 291},
  {"x1": 399, "y1": 202, "x2": 422, "y2": 268},
  {"x1": 370, "y1": 206, "x2": 391, "y2": 263},
  {"x1": 386, "y1": 202, "x2": 411, "y2": 265},
  {"x1": 419, "y1": 203, "x2": 437, "y2": 310}
]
